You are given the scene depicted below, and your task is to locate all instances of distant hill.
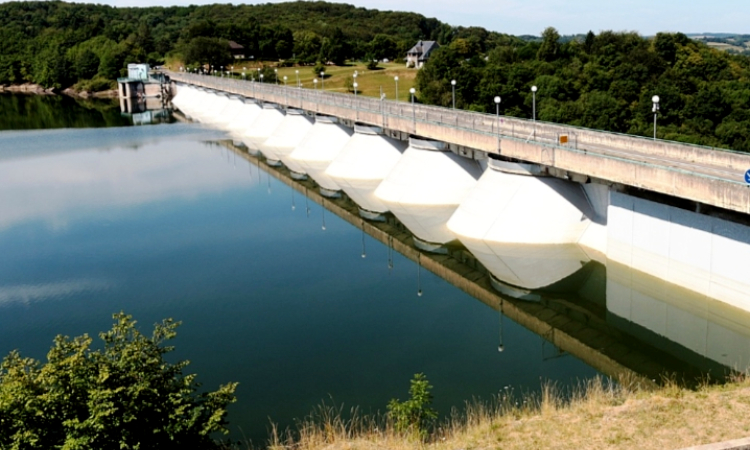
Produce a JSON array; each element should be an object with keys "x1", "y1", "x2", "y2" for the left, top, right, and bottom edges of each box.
[{"x1": 687, "y1": 33, "x2": 750, "y2": 55}]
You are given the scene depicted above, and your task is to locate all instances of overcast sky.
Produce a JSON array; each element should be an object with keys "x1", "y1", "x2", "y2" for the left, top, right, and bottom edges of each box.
[{"x1": 3, "y1": 0, "x2": 749, "y2": 36}]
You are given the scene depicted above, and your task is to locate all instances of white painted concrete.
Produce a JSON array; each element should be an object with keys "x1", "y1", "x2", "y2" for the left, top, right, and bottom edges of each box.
[
  {"x1": 607, "y1": 259, "x2": 750, "y2": 371},
  {"x1": 226, "y1": 102, "x2": 262, "y2": 137},
  {"x1": 172, "y1": 86, "x2": 203, "y2": 119},
  {"x1": 447, "y1": 167, "x2": 596, "y2": 245},
  {"x1": 461, "y1": 236, "x2": 591, "y2": 290},
  {"x1": 375, "y1": 139, "x2": 482, "y2": 245},
  {"x1": 608, "y1": 192, "x2": 750, "y2": 312},
  {"x1": 325, "y1": 125, "x2": 406, "y2": 214},
  {"x1": 213, "y1": 97, "x2": 246, "y2": 130},
  {"x1": 241, "y1": 105, "x2": 285, "y2": 152},
  {"x1": 289, "y1": 117, "x2": 353, "y2": 192},
  {"x1": 259, "y1": 110, "x2": 314, "y2": 171},
  {"x1": 197, "y1": 93, "x2": 230, "y2": 124}
]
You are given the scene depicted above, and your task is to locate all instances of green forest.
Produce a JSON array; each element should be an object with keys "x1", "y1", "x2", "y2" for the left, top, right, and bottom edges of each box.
[
  {"x1": 416, "y1": 28, "x2": 750, "y2": 150},
  {"x1": 1, "y1": 1, "x2": 750, "y2": 151}
]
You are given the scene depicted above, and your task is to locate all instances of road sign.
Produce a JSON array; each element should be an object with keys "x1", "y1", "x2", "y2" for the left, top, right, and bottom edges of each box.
[{"x1": 746, "y1": 169, "x2": 750, "y2": 184}]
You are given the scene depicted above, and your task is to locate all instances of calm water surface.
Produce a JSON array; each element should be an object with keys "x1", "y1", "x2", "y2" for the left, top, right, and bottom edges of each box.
[{"x1": 0, "y1": 117, "x2": 596, "y2": 444}]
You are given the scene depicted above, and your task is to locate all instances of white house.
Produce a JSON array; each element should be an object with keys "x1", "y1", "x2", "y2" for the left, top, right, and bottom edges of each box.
[{"x1": 406, "y1": 40, "x2": 439, "y2": 68}]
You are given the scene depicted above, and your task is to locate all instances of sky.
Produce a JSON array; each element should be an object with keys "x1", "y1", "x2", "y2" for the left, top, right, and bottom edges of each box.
[{"x1": 2, "y1": 0, "x2": 749, "y2": 36}]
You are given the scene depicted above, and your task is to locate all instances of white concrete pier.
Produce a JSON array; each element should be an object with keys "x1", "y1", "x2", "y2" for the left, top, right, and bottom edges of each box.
[
  {"x1": 447, "y1": 160, "x2": 596, "y2": 246},
  {"x1": 325, "y1": 125, "x2": 407, "y2": 216},
  {"x1": 375, "y1": 138, "x2": 483, "y2": 246},
  {"x1": 259, "y1": 109, "x2": 314, "y2": 171},
  {"x1": 241, "y1": 104, "x2": 285, "y2": 154},
  {"x1": 289, "y1": 116, "x2": 353, "y2": 194}
]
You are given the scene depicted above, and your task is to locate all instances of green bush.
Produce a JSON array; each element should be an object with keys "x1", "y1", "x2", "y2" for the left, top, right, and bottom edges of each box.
[
  {"x1": 0, "y1": 312, "x2": 238, "y2": 449},
  {"x1": 312, "y1": 63, "x2": 326, "y2": 78},
  {"x1": 387, "y1": 373, "x2": 437, "y2": 439},
  {"x1": 75, "y1": 76, "x2": 115, "y2": 92}
]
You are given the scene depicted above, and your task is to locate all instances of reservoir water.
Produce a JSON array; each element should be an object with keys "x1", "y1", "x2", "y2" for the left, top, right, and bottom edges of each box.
[{"x1": 1, "y1": 94, "x2": 749, "y2": 445}]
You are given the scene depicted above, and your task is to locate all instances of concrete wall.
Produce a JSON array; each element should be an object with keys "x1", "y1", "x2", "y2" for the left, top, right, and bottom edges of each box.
[
  {"x1": 608, "y1": 191, "x2": 750, "y2": 312},
  {"x1": 607, "y1": 259, "x2": 750, "y2": 373}
]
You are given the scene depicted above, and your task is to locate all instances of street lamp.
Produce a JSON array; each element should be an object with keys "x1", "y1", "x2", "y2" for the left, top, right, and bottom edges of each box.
[
  {"x1": 451, "y1": 79, "x2": 456, "y2": 109},
  {"x1": 313, "y1": 78, "x2": 318, "y2": 90},
  {"x1": 320, "y1": 71, "x2": 325, "y2": 90},
  {"x1": 283, "y1": 75, "x2": 287, "y2": 86},
  {"x1": 260, "y1": 73, "x2": 264, "y2": 83},
  {"x1": 410, "y1": 87, "x2": 416, "y2": 125},
  {"x1": 531, "y1": 85, "x2": 538, "y2": 139},
  {"x1": 652, "y1": 95, "x2": 660, "y2": 141},
  {"x1": 295, "y1": 69, "x2": 300, "y2": 88},
  {"x1": 494, "y1": 96, "x2": 501, "y2": 137},
  {"x1": 274, "y1": 68, "x2": 278, "y2": 85},
  {"x1": 353, "y1": 82, "x2": 358, "y2": 97},
  {"x1": 394, "y1": 76, "x2": 399, "y2": 101}
]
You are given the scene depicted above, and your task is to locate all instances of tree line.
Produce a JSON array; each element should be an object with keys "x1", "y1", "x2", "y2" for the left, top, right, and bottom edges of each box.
[
  {"x1": 0, "y1": 1, "x2": 489, "y2": 87},
  {"x1": 2, "y1": 1, "x2": 750, "y2": 151},
  {"x1": 416, "y1": 28, "x2": 750, "y2": 151}
]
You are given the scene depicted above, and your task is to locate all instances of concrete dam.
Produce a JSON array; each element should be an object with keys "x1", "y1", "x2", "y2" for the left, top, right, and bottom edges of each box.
[{"x1": 169, "y1": 77, "x2": 750, "y2": 373}]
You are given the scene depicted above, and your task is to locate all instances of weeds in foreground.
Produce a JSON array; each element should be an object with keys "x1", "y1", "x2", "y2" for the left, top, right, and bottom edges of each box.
[{"x1": 262, "y1": 372, "x2": 750, "y2": 450}]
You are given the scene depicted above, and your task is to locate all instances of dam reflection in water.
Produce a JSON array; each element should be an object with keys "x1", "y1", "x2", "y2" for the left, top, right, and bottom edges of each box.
[{"x1": 232, "y1": 140, "x2": 750, "y2": 384}]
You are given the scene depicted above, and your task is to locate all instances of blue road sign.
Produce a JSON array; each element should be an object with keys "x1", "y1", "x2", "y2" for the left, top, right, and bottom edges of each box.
[{"x1": 746, "y1": 169, "x2": 750, "y2": 184}]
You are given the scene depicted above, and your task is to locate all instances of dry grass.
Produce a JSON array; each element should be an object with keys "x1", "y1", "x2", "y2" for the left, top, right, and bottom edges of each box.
[
  {"x1": 261, "y1": 375, "x2": 750, "y2": 450},
  {"x1": 269, "y1": 62, "x2": 417, "y2": 102},
  {"x1": 168, "y1": 59, "x2": 419, "y2": 102}
]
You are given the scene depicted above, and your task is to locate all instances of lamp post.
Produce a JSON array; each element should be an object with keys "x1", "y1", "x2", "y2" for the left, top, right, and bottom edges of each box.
[
  {"x1": 531, "y1": 85, "x2": 538, "y2": 139},
  {"x1": 274, "y1": 68, "x2": 278, "y2": 85},
  {"x1": 314, "y1": 78, "x2": 318, "y2": 90},
  {"x1": 394, "y1": 76, "x2": 399, "y2": 101},
  {"x1": 410, "y1": 87, "x2": 416, "y2": 126},
  {"x1": 320, "y1": 71, "x2": 325, "y2": 90},
  {"x1": 494, "y1": 96, "x2": 501, "y2": 139},
  {"x1": 283, "y1": 75, "x2": 287, "y2": 86},
  {"x1": 242, "y1": 67, "x2": 246, "y2": 80},
  {"x1": 652, "y1": 95, "x2": 660, "y2": 141},
  {"x1": 451, "y1": 79, "x2": 456, "y2": 109},
  {"x1": 295, "y1": 69, "x2": 300, "y2": 88},
  {"x1": 353, "y1": 82, "x2": 358, "y2": 97},
  {"x1": 260, "y1": 73, "x2": 264, "y2": 84}
]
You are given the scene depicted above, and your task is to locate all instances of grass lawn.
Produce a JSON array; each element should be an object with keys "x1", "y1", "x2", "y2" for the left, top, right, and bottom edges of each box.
[{"x1": 216, "y1": 61, "x2": 418, "y2": 102}]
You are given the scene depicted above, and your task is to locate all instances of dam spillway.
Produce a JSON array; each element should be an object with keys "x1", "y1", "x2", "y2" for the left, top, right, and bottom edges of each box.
[
  {"x1": 325, "y1": 125, "x2": 407, "y2": 217},
  {"x1": 242, "y1": 104, "x2": 285, "y2": 154},
  {"x1": 375, "y1": 138, "x2": 483, "y2": 248},
  {"x1": 288, "y1": 116, "x2": 353, "y2": 195},
  {"x1": 259, "y1": 109, "x2": 314, "y2": 172},
  {"x1": 169, "y1": 82, "x2": 750, "y2": 366},
  {"x1": 226, "y1": 101, "x2": 262, "y2": 136}
]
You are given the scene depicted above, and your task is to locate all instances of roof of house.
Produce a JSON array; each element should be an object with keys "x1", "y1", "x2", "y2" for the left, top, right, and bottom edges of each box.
[
  {"x1": 228, "y1": 40, "x2": 244, "y2": 50},
  {"x1": 407, "y1": 40, "x2": 439, "y2": 58}
]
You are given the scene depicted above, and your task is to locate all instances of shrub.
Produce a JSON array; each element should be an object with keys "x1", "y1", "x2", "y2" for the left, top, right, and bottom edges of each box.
[
  {"x1": 0, "y1": 312, "x2": 238, "y2": 449},
  {"x1": 387, "y1": 373, "x2": 437, "y2": 439},
  {"x1": 313, "y1": 63, "x2": 326, "y2": 78}
]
